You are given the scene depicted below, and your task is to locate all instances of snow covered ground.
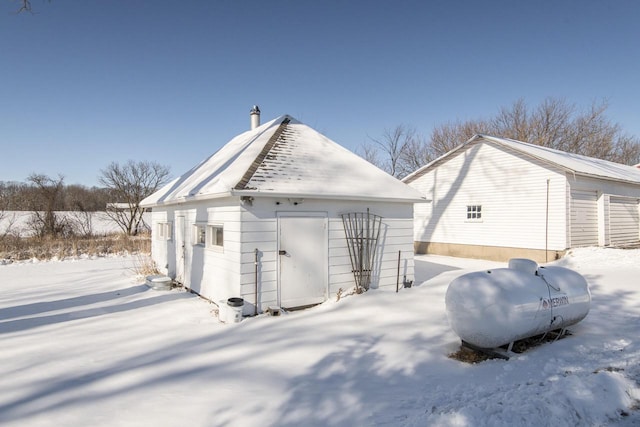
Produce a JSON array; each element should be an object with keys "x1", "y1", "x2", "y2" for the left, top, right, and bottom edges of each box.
[{"x1": 0, "y1": 248, "x2": 638, "y2": 426}]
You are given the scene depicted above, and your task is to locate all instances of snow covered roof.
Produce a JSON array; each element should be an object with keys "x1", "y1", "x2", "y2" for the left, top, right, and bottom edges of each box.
[
  {"x1": 142, "y1": 115, "x2": 425, "y2": 207},
  {"x1": 403, "y1": 134, "x2": 640, "y2": 185}
]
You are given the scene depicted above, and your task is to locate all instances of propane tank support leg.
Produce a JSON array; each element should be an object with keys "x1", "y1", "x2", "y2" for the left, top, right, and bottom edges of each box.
[
  {"x1": 552, "y1": 328, "x2": 568, "y2": 342},
  {"x1": 506, "y1": 341, "x2": 514, "y2": 353}
]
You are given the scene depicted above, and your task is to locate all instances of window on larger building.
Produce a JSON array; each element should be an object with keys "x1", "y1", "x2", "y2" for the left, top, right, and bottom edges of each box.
[{"x1": 466, "y1": 205, "x2": 482, "y2": 221}]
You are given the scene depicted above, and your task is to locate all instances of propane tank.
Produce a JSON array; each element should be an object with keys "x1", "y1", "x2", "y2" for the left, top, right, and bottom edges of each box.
[{"x1": 445, "y1": 258, "x2": 591, "y2": 349}]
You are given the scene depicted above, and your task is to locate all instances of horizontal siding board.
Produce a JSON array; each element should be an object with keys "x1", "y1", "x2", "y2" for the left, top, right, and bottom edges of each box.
[
  {"x1": 240, "y1": 220, "x2": 277, "y2": 233},
  {"x1": 240, "y1": 258, "x2": 276, "y2": 275},
  {"x1": 241, "y1": 241, "x2": 277, "y2": 254},
  {"x1": 240, "y1": 250, "x2": 278, "y2": 264},
  {"x1": 241, "y1": 269, "x2": 277, "y2": 285},
  {"x1": 329, "y1": 256, "x2": 352, "y2": 268},
  {"x1": 206, "y1": 211, "x2": 242, "y2": 223},
  {"x1": 240, "y1": 231, "x2": 277, "y2": 243},
  {"x1": 241, "y1": 279, "x2": 277, "y2": 294}
]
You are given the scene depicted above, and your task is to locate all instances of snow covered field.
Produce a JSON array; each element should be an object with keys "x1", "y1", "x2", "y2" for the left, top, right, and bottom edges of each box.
[
  {"x1": 0, "y1": 248, "x2": 638, "y2": 426},
  {"x1": 0, "y1": 211, "x2": 151, "y2": 236}
]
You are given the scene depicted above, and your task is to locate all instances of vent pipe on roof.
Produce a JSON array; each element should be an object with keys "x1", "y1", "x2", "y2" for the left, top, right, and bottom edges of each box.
[{"x1": 250, "y1": 105, "x2": 260, "y2": 130}]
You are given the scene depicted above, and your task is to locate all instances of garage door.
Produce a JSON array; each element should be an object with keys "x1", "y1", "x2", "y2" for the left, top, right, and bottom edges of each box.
[
  {"x1": 610, "y1": 197, "x2": 640, "y2": 245},
  {"x1": 570, "y1": 189, "x2": 598, "y2": 247}
]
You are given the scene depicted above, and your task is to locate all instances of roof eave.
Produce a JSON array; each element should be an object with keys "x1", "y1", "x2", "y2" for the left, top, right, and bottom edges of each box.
[
  {"x1": 402, "y1": 137, "x2": 476, "y2": 184},
  {"x1": 140, "y1": 191, "x2": 235, "y2": 208},
  {"x1": 571, "y1": 171, "x2": 640, "y2": 186},
  {"x1": 480, "y1": 135, "x2": 640, "y2": 185},
  {"x1": 231, "y1": 189, "x2": 429, "y2": 203}
]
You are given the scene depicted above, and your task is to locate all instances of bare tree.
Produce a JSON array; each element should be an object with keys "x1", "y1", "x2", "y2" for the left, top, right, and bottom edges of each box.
[
  {"x1": 14, "y1": 0, "x2": 50, "y2": 14},
  {"x1": 360, "y1": 125, "x2": 416, "y2": 178},
  {"x1": 489, "y1": 98, "x2": 640, "y2": 164},
  {"x1": 357, "y1": 143, "x2": 381, "y2": 169},
  {"x1": 0, "y1": 185, "x2": 17, "y2": 241},
  {"x1": 364, "y1": 98, "x2": 640, "y2": 179},
  {"x1": 14, "y1": 0, "x2": 32, "y2": 13},
  {"x1": 426, "y1": 97, "x2": 640, "y2": 166},
  {"x1": 399, "y1": 132, "x2": 436, "y2": 177},
  {"x1": 67, "y1": 211, "x2": 94, "y2": 237},
  {"x1": 26, "y1": 173, "x2": 69, "y2": 238},
  {"x1": 64, "y1": 185, "x2": 98, "y2": 237},
  {"x1": 492, "y1": 98, "x2": 532, "y2": 142},
  {"x1": 428, "y1": 118, "x2": 491, "y2": 160},
  {"x1": 99, "y1": 160, "x2": 171, "y2": 236},
  {"x1": 0, "y1": 185, "x2": 7, "y2": 224}
]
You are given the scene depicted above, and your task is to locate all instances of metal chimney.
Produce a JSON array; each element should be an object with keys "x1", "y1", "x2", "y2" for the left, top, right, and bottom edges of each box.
[{"x1": 250, "y1": 105, "x2": 260, "y2": 130}]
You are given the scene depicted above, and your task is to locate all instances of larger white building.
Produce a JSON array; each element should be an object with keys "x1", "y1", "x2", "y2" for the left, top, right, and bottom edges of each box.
[{"x1": 404, "y1": 134, "x2": 640, "y2": 262}]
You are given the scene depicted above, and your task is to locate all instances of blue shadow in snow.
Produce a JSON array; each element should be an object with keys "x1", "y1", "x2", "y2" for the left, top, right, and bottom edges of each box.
[
  {"x1": 0, "y1": 287, "x2": 189, "y2": 334},
  {"x1": 0, "y1": 285, "x2": 150, "y2": 321}
]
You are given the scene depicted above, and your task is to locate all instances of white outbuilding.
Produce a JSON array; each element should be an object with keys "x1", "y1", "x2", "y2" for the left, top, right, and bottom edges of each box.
[
  {"x1": 141, "y1": 110, "x2": 425, "y2": 315},
  {"x1": 403, "y1": 134, "x2": 640, "y2": 262}
]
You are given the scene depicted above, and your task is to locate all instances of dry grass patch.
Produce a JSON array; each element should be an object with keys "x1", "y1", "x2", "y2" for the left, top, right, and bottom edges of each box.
[
  {"x1": 132, "y1": 253, "x2": 161, "y2": 276},
  {"x1": 0, "y1": 232, "x2": 151, "y2": 261}
]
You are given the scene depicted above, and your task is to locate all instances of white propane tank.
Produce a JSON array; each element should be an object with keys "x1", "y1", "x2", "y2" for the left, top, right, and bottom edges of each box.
[{"x1": 445, "y1": 258, "x2": 591, "y2": 349}]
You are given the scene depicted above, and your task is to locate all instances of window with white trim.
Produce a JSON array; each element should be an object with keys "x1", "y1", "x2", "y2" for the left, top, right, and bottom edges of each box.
[
  {"x1": 157, "y1": 222, "x2": 172, "y2": 240},
  {"x1": 466, "y1": 205, "x2": 482, "y2": 221},
  {"x1": 207, "y1": 224, "x2": 224, "y2": 249},
  {"x1": 193, "y1": 224, "x2": 206, "y2": 246}
]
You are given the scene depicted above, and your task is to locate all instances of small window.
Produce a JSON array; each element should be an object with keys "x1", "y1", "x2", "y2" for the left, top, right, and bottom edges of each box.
[
  {"x1": 157, "y1": 222, "x2": 172, "y2": 240},
  {"x1": 466, "y1": 205, "x2": 482, "y2": 221},
  {"x1": 193, "y1": 224, "x2": 206, "y2": 245},
  {"x1": 208, "y1": 224, "x2": 224, "y2": 249}
]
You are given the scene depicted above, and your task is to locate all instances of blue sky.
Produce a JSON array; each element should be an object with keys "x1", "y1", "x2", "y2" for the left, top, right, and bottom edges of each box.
[{"x1": 2, "y1": 0, "x2": 639, "y2": 186}]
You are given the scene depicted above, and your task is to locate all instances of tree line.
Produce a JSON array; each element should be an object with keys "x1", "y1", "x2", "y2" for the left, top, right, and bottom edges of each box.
[
  {"x1": 0, "y1": 160, "x2": 171, "y2": 238},
  {"x1": 363, "y1": 98, "x2": 640, "y2": 179},
  {"x1": 0, "y1": 179, "x2": 111, "y2": 212}
]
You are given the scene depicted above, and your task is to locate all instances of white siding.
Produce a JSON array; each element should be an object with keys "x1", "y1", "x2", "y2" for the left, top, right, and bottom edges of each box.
[
  {"x1": 238, "y1": 203, "x2": 278, "y2": 313},
  {"x1": 152, "y1": 196, "x2": 415, "y2": 316},
  {"x1": 609, "y1": 197, "x2": 640, "y2": 245},
  {"x1": 409, "y1": 142, "x2": 568, "y2": 251},
  {"x1": 569, "y1": 175, "x2": 640, "y2": 199},
  {"x1": 568, "y1": 175, "x2": 640, "y2": 247},
  {"x1": 239, "y1": 198, "x2": 415, "y2": 313},
  {"x1": 200, "y1": 201, "x2": 243, "y2": 304},
  {"x1": 150, "y1": 199, "x2": 243, "y2": 304},
  {"x1": 150, "y1": 210, "x2": 172, "y2": 276},
  {"x1": 569, "y1": 189, "x2": 599, "y2": 247}
]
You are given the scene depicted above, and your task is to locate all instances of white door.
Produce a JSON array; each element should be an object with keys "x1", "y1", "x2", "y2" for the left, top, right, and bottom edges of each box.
[
  {"x1": 278, "y1": 214, "x2": 328, "y2": 309},
  {"x1": 570, "y1": 189, "x2": 598, "y2": 247},
  {"x1": 610, "y1": 197, "x2": 640, "y2": 245},
  {"x1": 175, "y1": 216, "x2": 186, "y2": 283}
]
